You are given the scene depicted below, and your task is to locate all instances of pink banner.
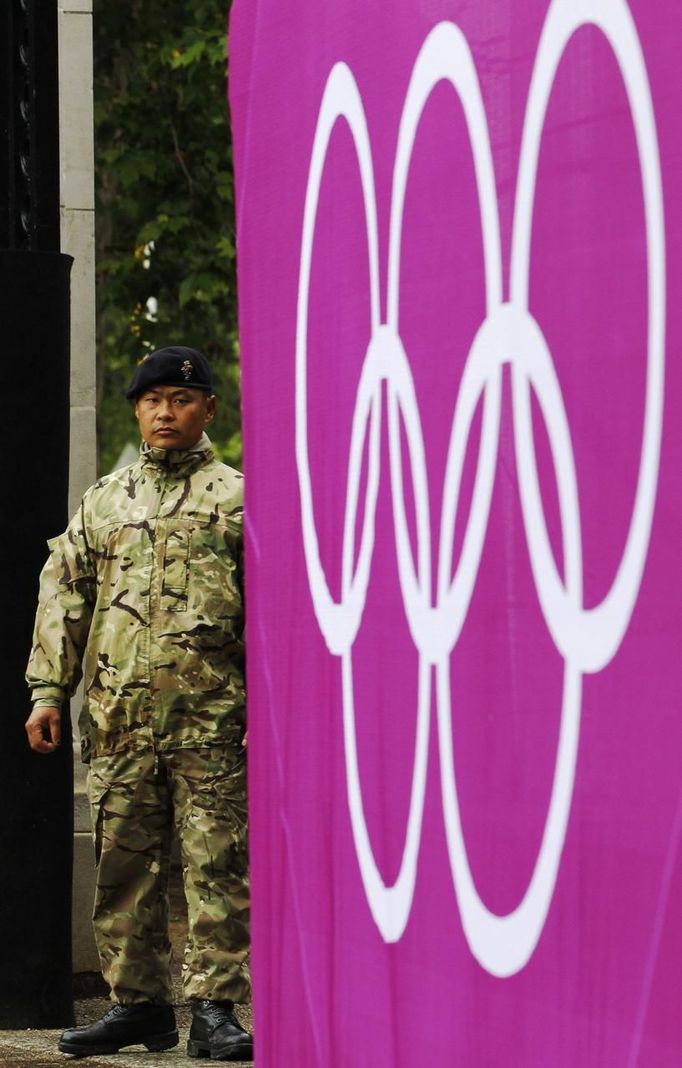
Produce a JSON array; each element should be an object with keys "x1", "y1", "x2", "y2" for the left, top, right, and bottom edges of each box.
[{"x1": 230, "y1": 2, "x2": 682, "y2": 1063}]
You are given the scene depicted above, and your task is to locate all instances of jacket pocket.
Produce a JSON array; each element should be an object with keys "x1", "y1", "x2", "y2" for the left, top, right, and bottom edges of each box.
[
  {"x1": 188, "y1": 522, "x2": 243, "y2": 621},
  {"x1": 161, "y1": 526, "x2": 190, "y2": 611}
]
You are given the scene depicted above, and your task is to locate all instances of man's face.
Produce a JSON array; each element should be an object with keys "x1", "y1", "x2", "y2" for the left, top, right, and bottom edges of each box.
[{"x1": 134, "y1": 385, "x2": 216, "y2": 450}]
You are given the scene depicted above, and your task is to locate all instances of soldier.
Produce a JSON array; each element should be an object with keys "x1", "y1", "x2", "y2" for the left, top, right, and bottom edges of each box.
[{"x1": 25, "y1": 347, "x2": 252, "y2": 1061}]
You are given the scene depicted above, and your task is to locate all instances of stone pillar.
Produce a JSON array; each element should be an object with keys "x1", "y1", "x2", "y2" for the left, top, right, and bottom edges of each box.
[{"x1": 58, "y1": 0, "x2": 99, "y2": 977}]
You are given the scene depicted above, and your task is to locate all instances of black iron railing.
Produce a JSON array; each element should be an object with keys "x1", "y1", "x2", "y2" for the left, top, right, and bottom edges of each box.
[{"x1": 1, "y1": 0, "x2": 60, "y2": 251}]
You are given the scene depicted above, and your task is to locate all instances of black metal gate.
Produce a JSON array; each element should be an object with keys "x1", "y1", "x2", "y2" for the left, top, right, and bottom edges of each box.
[
  {"x1": 0, "y1": 0, "x2": 60, "y2": 252},
  {"x1": 0, "y1": 0, "x2": 74, "y2": 1030}
]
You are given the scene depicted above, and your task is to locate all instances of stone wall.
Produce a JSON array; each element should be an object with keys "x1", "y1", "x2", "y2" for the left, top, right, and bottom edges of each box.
[{"x1": 58, "y1": 0, "x2": 99, "y2": 976}]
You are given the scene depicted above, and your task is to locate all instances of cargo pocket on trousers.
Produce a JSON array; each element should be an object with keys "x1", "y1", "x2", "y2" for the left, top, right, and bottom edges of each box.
[{"x1": 87, "y1": 775, "x2": 109, "y2": 869}]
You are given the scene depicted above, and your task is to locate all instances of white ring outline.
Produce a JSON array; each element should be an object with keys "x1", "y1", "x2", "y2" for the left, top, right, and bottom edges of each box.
[
  {"x1": 295, "y1": 0, "x2": 665, "y2": 976},
  {"x1": 510, "y1": 0, "x2": 665, "y2": 675}
]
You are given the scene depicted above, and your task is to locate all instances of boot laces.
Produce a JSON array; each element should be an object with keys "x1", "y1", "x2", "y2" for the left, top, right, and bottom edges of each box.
[
  {"x1": 104, "y1": 1004, "x2": 131, "y2": 1021},
  {"x1": 204, "y1": 1000, "x2": 234, "y2": 1024}
]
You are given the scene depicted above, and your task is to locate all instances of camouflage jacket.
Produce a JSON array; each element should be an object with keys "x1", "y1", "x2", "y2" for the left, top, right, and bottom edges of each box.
[{"x1": 26, "y1": 434, "x2": 244, "y2": 763}]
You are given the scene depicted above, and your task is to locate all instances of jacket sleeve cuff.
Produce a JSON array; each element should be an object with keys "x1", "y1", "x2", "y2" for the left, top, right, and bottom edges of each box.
[{"x1": 31, "y1": 689, "x2": 65, "y2": 709}]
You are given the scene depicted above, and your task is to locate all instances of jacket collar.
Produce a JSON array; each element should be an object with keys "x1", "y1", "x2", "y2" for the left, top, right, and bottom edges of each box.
[{"x1": 139, "y1": 432, "x2": 214, "y2": 476}]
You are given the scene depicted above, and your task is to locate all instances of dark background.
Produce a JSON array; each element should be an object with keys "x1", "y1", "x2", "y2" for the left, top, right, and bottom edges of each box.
[{"x1": 0, "y1": 0, "x2": 74, "y2": 1028}]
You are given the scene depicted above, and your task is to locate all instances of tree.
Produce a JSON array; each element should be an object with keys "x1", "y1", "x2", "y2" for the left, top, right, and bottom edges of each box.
[{"x1": 94, "y1": 0, "x2": 240, "y2": 473}]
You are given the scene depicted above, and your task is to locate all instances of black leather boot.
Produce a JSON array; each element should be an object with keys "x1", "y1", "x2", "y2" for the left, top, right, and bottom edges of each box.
[
  {"x1": 58, "y1": 1002, "x2": 178, "y2": 1057},
  {"x1": 187, "y1": 999, "x2": 253, "y2": 1061}
]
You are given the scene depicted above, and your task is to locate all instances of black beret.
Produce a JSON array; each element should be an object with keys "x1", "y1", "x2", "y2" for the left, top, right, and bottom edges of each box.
[{"x1": 125, "y1": 346, "x2": 214, "y2": 399}]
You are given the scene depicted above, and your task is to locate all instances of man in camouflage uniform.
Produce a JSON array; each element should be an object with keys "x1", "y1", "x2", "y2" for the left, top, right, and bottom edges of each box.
[{"x1": 25, "y1": 347, "x2": 252, "y2": 1061}]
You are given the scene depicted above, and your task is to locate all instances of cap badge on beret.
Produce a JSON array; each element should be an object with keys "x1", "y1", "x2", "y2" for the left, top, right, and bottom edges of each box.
[{"x1": 181, "y1": 359, "x2": 193, "y2": 380}]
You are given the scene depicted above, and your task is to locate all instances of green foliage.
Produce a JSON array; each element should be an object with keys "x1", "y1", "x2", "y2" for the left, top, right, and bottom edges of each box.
[{"x1": 94, "y1": 0, "x2": 240, "y2": 473}]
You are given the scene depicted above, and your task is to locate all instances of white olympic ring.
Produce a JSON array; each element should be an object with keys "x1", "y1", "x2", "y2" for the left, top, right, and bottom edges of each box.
[{"x1": 296, "y1": 0, "x2": 665, "y2": 977}]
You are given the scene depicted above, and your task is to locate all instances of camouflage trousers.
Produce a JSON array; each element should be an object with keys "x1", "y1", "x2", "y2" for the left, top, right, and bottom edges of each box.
[{"x1": 87, "y1": 744, "x2": 250, "y2": 1005}]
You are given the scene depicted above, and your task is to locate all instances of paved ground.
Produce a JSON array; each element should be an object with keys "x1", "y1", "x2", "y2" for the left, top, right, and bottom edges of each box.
[{"x1": 0, "y1": 870, "x2": 253, "y2": 1067}]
